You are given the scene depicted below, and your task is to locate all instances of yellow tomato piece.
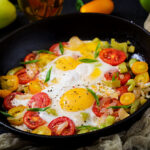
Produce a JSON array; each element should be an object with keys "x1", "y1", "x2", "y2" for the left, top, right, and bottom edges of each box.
[
  {"x1": 120, "y1": 93, "x2": 135, "y2": 105},
  {"x1": 0, "y1": 75, "x2": 19, "y2": 91},
  {"x1": 80, "y1": 0, "x2": 114, "y2": 14},
  {"x1": 32, "y1": 125, "x2": 51, "y2": 135},
  {"x1": 29, "y1": 80, "x2": 43, "y2": 94},
  {"x1": 7, "y1": 106, "x2": 26, "y2": 125},
  {"x1": 134, "y1": 72, "x2": 149, "y2": 85},
  {"x1": 131, "y1": 61, "x2": 148, "y2": 75},
  {"x1": 0, "y1": 89, "x2": 11, "y2": 98},
  {"x1": 37, "y1": 53, "x2": 57, "y2": 68}
]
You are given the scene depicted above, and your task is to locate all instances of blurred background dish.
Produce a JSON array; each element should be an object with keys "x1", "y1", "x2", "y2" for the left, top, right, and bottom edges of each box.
[{"x1": 17, "y1": 0, "x2": 64, "y2": 21}]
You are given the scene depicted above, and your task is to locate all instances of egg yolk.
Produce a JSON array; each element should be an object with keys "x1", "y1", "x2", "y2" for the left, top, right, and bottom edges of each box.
[
  {"x1": 55, "y1": 56, "x2": 80, "y2": 71},
  {"x1": 79, "y1": 42, "x2": 98, "y2": 59},
  {"x1": 60, "y1": 88, "x2": 95, "y2": 112},
  {"x1": 68, "y1": 40, "x2": 99, "y2": 59},
  {"x1": 89, "y1": 68, "x2": 101, "y2": 80}
]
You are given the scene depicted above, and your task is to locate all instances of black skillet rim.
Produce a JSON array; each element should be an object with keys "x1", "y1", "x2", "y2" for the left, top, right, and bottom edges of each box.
[{"x1": 0, "y1": 13, "x2": 150, "y2": 139}]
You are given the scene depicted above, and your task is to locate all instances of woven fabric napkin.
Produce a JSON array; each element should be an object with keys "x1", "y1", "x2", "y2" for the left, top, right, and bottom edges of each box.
[{"x1": 0, "y1": 14, "x2": 150, "y2": 150}]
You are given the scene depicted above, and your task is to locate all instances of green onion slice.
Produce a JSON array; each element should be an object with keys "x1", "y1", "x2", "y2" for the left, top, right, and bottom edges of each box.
[
  {"x1": 27, "y1": 107, "x2": 50, "y2": 112},
  {"x1": 59, "y1": 42, "x2": 64, "y2": 55},
  {"x1": 112, "y1": 72, "x2": 119, "y2": 81},
  {"x1": 38, "y1": 50, "x2": 54, "y2": 54},
  {"x1": 87, "y1": 88, "x2": 100, "y2": 106},
  {"x1": 45, "y1": 66, "x2": 52, "y2": 83},
  {"x1": 79, "y1": 59, "x2": 98, "y2": 63},
  {"x1": 107, "y1": 105, "x2": 131, "y2": 109},
  {"x1": 0, "y1": 111, "x2": 14, "y2": 117},
  {"x1": 94, "y1": 42, "x2": 101, "y2": 59},
  {"x1": 20, "y1": 59, "x2": 40, "y2": 64}
]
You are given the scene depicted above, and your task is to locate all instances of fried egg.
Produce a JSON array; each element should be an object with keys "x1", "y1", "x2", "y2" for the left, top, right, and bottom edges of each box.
[{"x1": 12, "y1": 39, "x2": 119, "y2": 129}]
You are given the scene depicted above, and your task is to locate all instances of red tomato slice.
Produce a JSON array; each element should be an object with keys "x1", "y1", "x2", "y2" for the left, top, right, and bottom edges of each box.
[
  {"x1": 119, "y1": 73, "x2": 131, "y2": 85},
  {"x1": 99, "y1": 48, "x2": 127, "y2": 66},
  {"x1": 3, "y1": 92, "x2": 23, "y2": 110},
  {"x1": 24, "y1": 53, "x2": 39, "y2": 79},
  {"x1": 92, "y1": 97, "x2": 121, "y2": 117},
  {"x1": 15, "y1": 68, "x2": 31, "y2": 84},
  {"x1": 28, "y1": 92, "x2": 51, "y2": 108},
  {"x1": 104, "y1": 69, "x2": 118, "y2": 80},
  {"x1": 104, "y1": 70, "x2": 131, "y2": 85},
  {"x1": 24, "y1": 53, "x2": 36, "y2": 62},
  {"x1": 23, "y1": 111, "x2": 46, "y2": 129},
  {"x1": 48, "y1": 116, "x2": 75, "y2": 136},
  {"x1": 49, "y1": 42, "x2": 68, "y2": 56},
  {"x1": 116, "y1": 86, "x2": 128, "y2": 96}
]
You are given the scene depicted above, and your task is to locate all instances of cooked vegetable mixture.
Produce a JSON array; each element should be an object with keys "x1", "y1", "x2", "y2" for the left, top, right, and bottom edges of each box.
[{"x1": 0, "y1": 36, "x2": 149, "y2": 136}]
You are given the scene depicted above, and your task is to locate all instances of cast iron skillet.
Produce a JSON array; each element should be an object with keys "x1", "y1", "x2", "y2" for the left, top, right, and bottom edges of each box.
[{"x1": 0, "y1": 13, "x2": 150, "y2": 147}]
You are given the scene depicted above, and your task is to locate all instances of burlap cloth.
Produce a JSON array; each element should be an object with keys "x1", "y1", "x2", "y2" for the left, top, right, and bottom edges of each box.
[{"x1": 0, "y1": 14, "x2": 150, "y2": 150}]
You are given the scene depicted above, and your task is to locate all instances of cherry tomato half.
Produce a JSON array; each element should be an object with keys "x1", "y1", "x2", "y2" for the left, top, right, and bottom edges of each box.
[
  {"x1": 24, "y1": 53, "x2": 36, "y2": 62},
  {"x1": 3, "y1": 92, "x2": 23, "y2": 110},
  {"x1": 28, "y1": 92, "x2": 51, "y2": 108},
  {"x1": 104, "y1": 70, "x2": 131, "y2": 85},
  {"x1": 23, "y1": 111, "x2": 46, "y2": 129},
  {"x1": 119, "y1": 73, "x2": 131, "y2": 85},
  {"x1": 99, "y1": 48, "x2": 127, "y2": 66},
  {"x1": 92, "y1": 97, "x2": 121, "y2": 117},
  {"x1": 24, "y1": 53, "x2": 39, "y2": 79},
  {"x1": 15, "y1": 68, "x2": 31, "y2": 84},
  {"x1": 48, "y1": 116, "x2": 75, "y2": 136},
  {"x1": 104, "y1": 69, "x2": 118, "y2": 80},
  {"x1": 7, "y1": 106, "x2": 26, "y2": 125},
  {"x1": 116, "y1": 86, "x2": 128, "y2": 96},
  {"x1": 49, "y1": 42, "x2": 68, "y2": 56},
  {"x1": 120, "y1": 92, "x2": 135, "y2": 105}
]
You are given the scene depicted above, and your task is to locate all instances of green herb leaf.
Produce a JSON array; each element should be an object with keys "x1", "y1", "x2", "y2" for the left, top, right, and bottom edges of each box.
[
  {"x1": 107, "y1": 105, "x2": 131, "y2": 109},
  {"x1": 20, "y1": 59, "x2": 40, "y2": 64},
  {"x1": 27, "y1": 107, "x2": 50, "y2": 112},
  {"x1": 79, "y1": 59, "x2": 98, "y2": 63},
  {"x1": 116, "y1": 72, "x2": 119, "y2": 77},
  {"x1": 45, "y1": 66, "x2": 52, "y2": 83},
  {"x1": 76, "y1": 0, "x2": 84, "y2": 11},
  {"x1": 0, "y1": 111, "x2": 14, "y2": 117},
  {"x1": 38, "y1": 50, "x2": 54, "y2": 54},
  {"x1": 112, "y1": 74, "x2": 116, "y2": 81},
  {"x1": 76, "y1": 125, "x2": 99, "y2": 131},
  {"x1": 87, "y1": 88, "x2": 100, "y2": 106},
  {"x1": 94, "y1": 42, "x2": 101, "y2": 59},
  {"x1": 112, "y1": 72, "x2": 119, "y2": 81},
  {"x1": 59, "y1": 42, "x2": 64, "y2": 55}
]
